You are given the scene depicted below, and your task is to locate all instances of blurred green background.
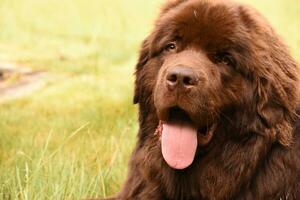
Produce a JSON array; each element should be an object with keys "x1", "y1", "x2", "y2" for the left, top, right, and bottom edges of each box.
[{"x1": 0, "y1": 0, "x2": 299, "y2": 199}]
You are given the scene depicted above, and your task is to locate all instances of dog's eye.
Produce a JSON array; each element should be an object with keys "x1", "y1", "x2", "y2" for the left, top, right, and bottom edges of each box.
[
  {"x1": 214, "y1": 53, "x2": 235, "y2": 66},
  {"x1": 165, "y1": 42, "x2": 177, "y2": 52}
]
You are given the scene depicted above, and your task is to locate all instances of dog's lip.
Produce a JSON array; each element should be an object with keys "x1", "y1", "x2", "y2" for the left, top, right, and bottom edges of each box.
[
  {"x1": 155, "y1": 106, "x2": 217, "y2": 146},
  {"x1": 157, "y1": 106, "x2": 196, "y2": 125},
  {"x1": 155, "y1": 121, "x2": 217, "y2": 146},
  {"x1": 197, "y1": 123, "x2": 217, "y2": 146},
  {"x1": 156, "y1": 106, "x2": 216, "y2": 130}
]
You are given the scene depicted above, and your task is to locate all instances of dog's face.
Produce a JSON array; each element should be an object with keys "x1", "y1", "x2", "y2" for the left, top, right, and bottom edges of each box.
[
  {"x1": 153, "y1": 1, "x2": 254, "y2": 130},
  {"x1": 134, "y1": 0, "x2": 299, "y2": 169}
]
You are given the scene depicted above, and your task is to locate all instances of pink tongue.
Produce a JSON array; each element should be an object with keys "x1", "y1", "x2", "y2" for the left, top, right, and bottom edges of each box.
[{"x1": 161, "y1": 122, "x2": 198, "y2": 169}]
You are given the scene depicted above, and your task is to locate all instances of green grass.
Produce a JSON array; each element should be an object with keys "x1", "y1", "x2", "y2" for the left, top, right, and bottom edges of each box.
[{"x1": 0, "y1": 0, "x2": 299, "y2": 199}]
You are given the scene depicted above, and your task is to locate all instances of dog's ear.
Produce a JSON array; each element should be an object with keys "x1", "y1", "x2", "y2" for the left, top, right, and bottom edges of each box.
[
  {"x1": 254, "y1": 43, "x2": 299, "y2": 146},
  {"x1": 254, "y1": 76, "x2": 294, "y2": 146},
  {"x1": 238, "y1": 5, "x2": 300, "y2": 146},
  {"x1": 133, "y1": 38, "x2": 151, "y2": 104}
]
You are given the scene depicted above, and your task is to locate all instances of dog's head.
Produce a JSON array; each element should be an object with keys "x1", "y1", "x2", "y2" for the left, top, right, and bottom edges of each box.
[{"x1": 133, "y1": 0, "x2": 299, "y2": 169}]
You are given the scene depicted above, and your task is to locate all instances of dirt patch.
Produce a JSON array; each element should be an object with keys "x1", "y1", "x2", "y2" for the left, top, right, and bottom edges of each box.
[{"x1": 0, "y1": 62, "x2": 59, "y2": 102}]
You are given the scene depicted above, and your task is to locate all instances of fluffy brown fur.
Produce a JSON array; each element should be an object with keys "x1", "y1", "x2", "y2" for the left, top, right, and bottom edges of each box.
[{"x1": 102, "y1": 0, "x2": 300, "y2": 199}]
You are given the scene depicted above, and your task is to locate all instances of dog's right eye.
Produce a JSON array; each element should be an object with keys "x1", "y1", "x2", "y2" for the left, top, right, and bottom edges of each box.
[{"x1": 165, "y1": 42, "x2": 177, "y2": 52}]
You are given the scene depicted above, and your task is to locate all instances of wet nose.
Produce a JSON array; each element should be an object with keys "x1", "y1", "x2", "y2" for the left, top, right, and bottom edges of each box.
[{"x1": 166, "y1": 67, "x2": 198, "y2": 91}]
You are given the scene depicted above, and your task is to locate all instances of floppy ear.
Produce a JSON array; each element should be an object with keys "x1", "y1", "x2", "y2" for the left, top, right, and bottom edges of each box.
[
  {"x1": 238, "y1": 5, "x2": 300, "y2": 146},
  {"x1": 255, "y1": 77, "x2": 294, "y2": 146},
  {"x1": 254, "y1": 47, "x2": 299, "y2": 146},
  {"x1": 133, "y1": 38, "x2": 151, "y2": 104}
]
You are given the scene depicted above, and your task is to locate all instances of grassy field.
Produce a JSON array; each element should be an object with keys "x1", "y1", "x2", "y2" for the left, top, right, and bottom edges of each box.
[{"x1": 0, "y1": 0, "x2": 300, "y2": 199}]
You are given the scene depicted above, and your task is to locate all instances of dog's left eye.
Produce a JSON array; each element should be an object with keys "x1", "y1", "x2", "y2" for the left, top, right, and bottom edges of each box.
[{"x1": 165, "y1": 42, "x2": 177, "y2": 52}]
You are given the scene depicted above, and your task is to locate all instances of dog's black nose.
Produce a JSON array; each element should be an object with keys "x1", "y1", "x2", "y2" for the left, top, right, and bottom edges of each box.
[{"x1": 166, "y1": 67, "x2": 198, "y2": 91}]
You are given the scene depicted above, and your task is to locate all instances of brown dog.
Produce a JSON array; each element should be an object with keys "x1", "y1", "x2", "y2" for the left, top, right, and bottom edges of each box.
[{"x1": 101, "y1": 0, "x2": 300, "y2": 199}]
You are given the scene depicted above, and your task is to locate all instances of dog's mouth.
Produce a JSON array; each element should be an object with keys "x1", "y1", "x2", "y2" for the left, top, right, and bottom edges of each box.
[{"x1": 156, "y1": 107, "x2": 217, "y2": 170}]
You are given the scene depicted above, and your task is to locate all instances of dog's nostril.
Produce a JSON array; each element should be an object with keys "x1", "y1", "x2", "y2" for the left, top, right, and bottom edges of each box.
[
  {"x1": 183, "y1": 76, "x2": 194, "y2": 86},
  {"x1": 167, "y1": 73, "x2": 178, "y2": 83}
]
